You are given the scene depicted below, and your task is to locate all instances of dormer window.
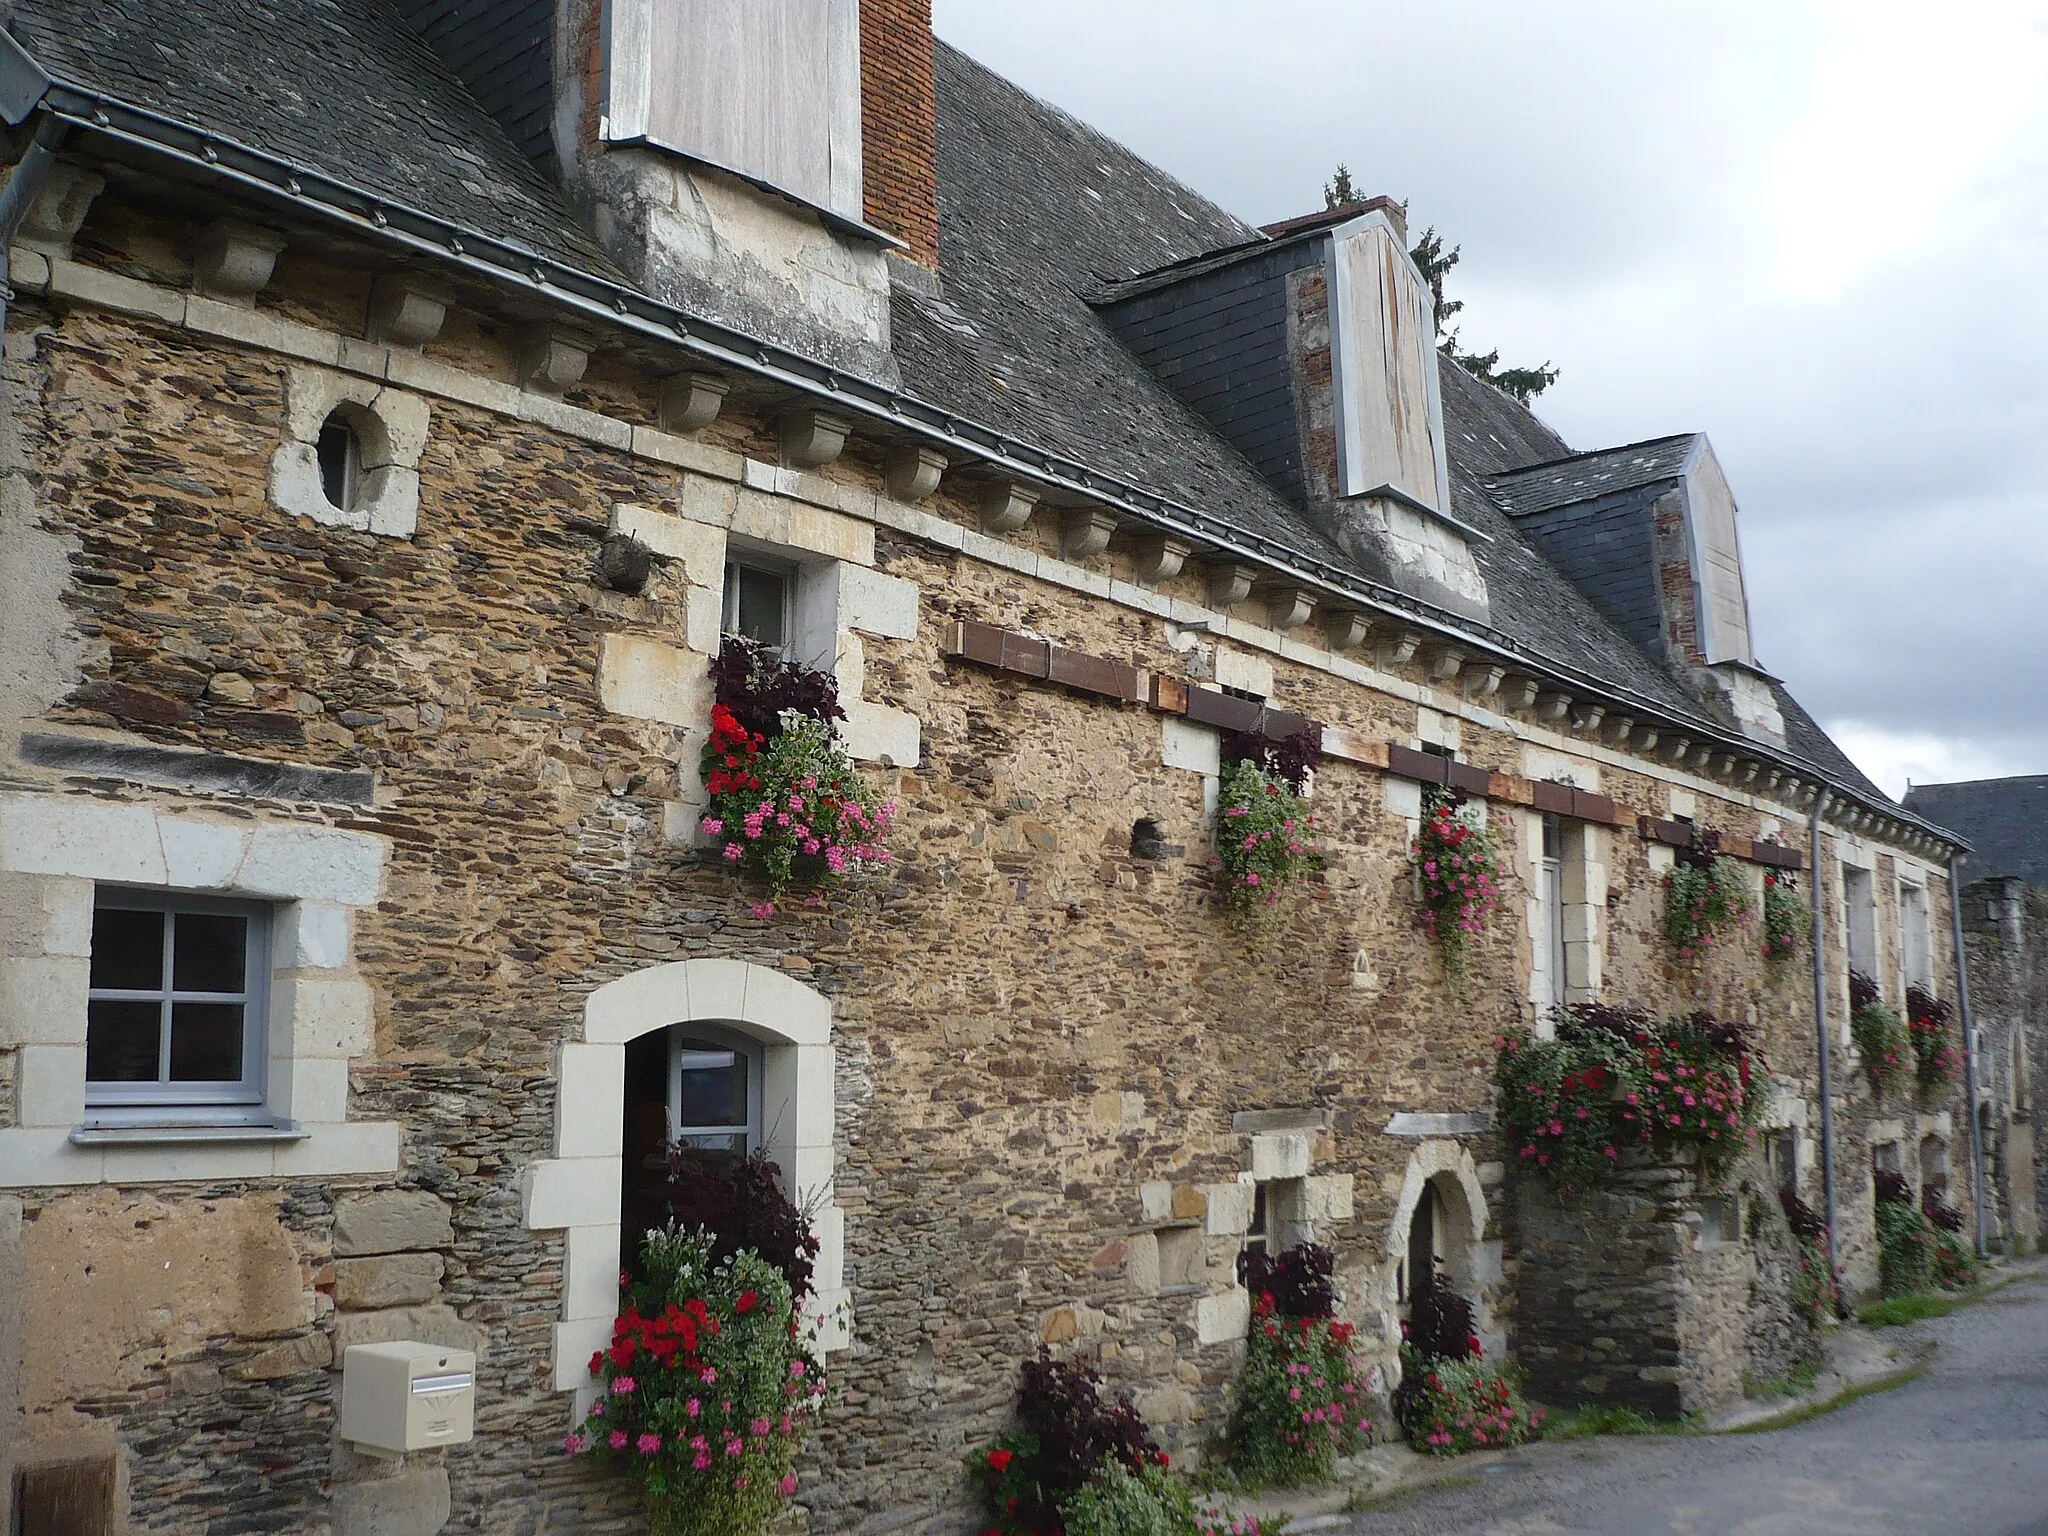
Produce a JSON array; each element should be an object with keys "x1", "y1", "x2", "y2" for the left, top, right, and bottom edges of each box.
[{"x1": 602, "y1": 0, "x2": 864, "y2": 223}]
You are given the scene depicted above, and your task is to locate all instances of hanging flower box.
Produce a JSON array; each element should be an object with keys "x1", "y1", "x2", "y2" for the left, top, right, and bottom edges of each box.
[
  {"x1": 698, "y1": 637, "x2": 894, "y2": 916},
  {"x1": 1407, "y1": 793, "x2": 1501, "y2": 976}
]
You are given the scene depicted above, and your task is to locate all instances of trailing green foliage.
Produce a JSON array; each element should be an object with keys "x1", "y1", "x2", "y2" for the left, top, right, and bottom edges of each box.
[
  {"x1": 1663, "y1": 855, "x2": 1752, "y2": 960},
  {"x1": 1762, "y1": 872, "x2": 1808, "y2": 970},
  {"x1": 1848, "y1": 973, "x2": 1913, "y2": 1097},
  {"x1": 1211, "y1": 759, "x2": 1323, "y2": 909},
  {"x1": 1408, "y1": 795, "x2": 1502, "y2": 976},
  {"x1": 1496, "y1": 1005, "x2": 1763, "y2": 1189},
  {"x1": 1229, "y1": 1298, "x2": 1373, "y2": 1487}
]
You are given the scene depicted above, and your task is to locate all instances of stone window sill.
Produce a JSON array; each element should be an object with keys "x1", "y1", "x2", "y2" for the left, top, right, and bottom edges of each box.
[{"x1": 69, "y1": 1122, "x2": 312, "y2": 1146}]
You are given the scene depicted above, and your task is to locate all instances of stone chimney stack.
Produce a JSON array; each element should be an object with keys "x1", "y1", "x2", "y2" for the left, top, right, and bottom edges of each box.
[{"x1": 859, "y1": 0, "x2": 941, "y2": 268}]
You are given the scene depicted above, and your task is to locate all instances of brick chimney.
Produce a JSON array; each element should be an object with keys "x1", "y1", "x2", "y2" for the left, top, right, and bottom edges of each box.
[{"x1": 860, "y1": 0, "x2": 941, "y2": 267}]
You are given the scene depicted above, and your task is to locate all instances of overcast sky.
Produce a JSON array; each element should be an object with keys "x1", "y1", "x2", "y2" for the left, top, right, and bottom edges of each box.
[{"x1": 932, "y1": 0, "x2": 2048, "y2": 800}]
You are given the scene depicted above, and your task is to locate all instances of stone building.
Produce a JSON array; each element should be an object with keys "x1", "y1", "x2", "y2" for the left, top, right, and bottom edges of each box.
[
  {"x1": 0, "y1": 2, "x2": 1978, "y2": 1531},
  {"x1": 1903, "y1": 776, "x2": 2048, "y2": 1248}
]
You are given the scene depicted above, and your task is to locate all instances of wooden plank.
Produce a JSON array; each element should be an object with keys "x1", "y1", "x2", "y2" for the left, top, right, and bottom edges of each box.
[
  {"x1": 1447, "y1": 760, "x2": 1492, "y2": 796},
  {"x1": 1531, "y1": 780, "x2": 1576, "y2": 815},
  {"x1": 1571, "y1": 790, "x2": 1619, "y2": 824},
  {"x1": 16, "y1": 1457, "x2": 115, "y2": 1535},
  {"x1": 1719, "y1": 833, "x2": 1755, "y2": 861},
  {"x1": 998, "y1": 631, "x2": 1051, "y2": 679},
  {"x1": 1488, "y1": 772, "x2": 1535, "y2": 806},
  {"x1": 1048, "y1": 646, "x2": 1144, "y2": 702},
  {"x1": 1319, "y1": 725, "x2": 1389, "y2": 768},
  {"x1": 1150, "y1": 675, "x2": 1190, "y2": 715},
  {"x1": 1184, "y1": 686, "x2": 1265, "y2": 734},
  {"x1": 1385, "y1": 744, "x2": 1449, "y2": 785}
]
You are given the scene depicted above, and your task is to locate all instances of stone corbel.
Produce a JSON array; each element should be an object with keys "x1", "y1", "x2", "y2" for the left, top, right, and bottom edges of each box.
[
  {"x1": 778, "y1": 407, "x2": 852, "y2": 470},
  {"x1": 1690, "y1": 743, "x2": 1716, "y2": 771},
  {"x1": 1423, "y1": 644, "x2": 1464, "y2": 682},
  {"x1": 366, "y1": 272, "x2": 454, "y2": 349},
  {"x1": 1661, "y1": 735, "x2": 1693, "y2": 765},
  {"x1": 1604, "y1": 714, "x2": 1636, "y2": 746},
  {"x1": 1713, "y1": 752, "x2": 1740, "y2": 779},
  {"x1": 1323, "y1": 608, "x2": 1374, "y2": 652},
  {"x1": 884, "y1": 444, "x2": 948, "y2": 503},
  {"x1": 1534, "y1": 690, "x2": 1572, "y2": 722},
  {"x1": 518, "y1": 326, "x2": 592, "y2": 396},
  {"x1": 1206, "y1": 561, "x2": 1258, "y2": 609},
  {"x1": 1264, "y1": 584, "x2": 1317, "y2": 632},
  {"x1": 1462, "y1": 663, "x2": 1507, "y2": 698},
  {"x1": 1500, "y1": 674, "x2": 1541, "y2": 710},
  {"x1": 1131, "y1": 535, "x2": 1193, "y2": 588},
  {"x1": 1378, "y1": 629, "x2": 1424, "y2": 668},
  {"x1": 192, "y1": 218, "x2": 289, "y2": 305},
  {"x1": 1060, "y1": 506, "x2": 1119, "y2": 562},
  {"x1": 981, "y1": 478, "x2": 1040, "y2": 532},
  {"x1": 16, "y1": 161, "x2": 104, "y2": 256},
  {"x1": 1571, "y1": 704, "x2": 1606, "y2": 735},
  {"x1": 1630, "y1": 724, "x2": 1660, "y2": 753},
  {"x1": 659, "y1": 371, "x2": 729, "y2": 433},
  {"x1": 1765, "y1": 769, "x2": 1784, "y2": 794}
]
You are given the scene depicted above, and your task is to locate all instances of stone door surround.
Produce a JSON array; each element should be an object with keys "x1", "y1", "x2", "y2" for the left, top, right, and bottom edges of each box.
[{"x1": 520, "y1": 958, "x2": 846, "y2": 1406}]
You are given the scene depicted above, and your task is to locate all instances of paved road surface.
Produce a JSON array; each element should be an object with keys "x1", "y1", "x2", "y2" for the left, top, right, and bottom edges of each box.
[{"x1": 1344, "y1": 1272, "x2": 2048, "y2": 1535}]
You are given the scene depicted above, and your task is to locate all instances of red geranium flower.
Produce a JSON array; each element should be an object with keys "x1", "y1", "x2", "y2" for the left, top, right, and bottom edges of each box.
[{"x1": 986, "y1": 1448, "x2": 1013, "y2": 1472}]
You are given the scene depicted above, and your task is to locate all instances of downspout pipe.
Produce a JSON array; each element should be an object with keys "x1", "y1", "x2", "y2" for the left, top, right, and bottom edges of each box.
[
  {"x1": 0, "y1": 111, "x2": 67, "y2": 343},
  {"x1": 1950, "y1": 854, "x2": 1990, "y2": 1258},
  {"x1": 1809, "y1": 788, "x2": 1839, "y2": 1301}
]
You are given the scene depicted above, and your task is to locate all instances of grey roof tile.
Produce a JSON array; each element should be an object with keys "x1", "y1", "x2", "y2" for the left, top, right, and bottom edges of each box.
[
  {"x1": 1902, "y1": 778, "x2": 2048, "y2": 884},
  {"x1": 8, "y1": 0, "x2": 618, "y2": 276},
  {"x1": 1482, "y1": 435, "x2": 1698, "y2": 518}
]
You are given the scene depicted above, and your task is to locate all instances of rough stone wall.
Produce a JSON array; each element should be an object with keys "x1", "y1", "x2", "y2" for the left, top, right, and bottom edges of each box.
[
  {"x1": 0, "y1": 230, "x2": 1971, "y2": 1536},
  {"x1": 1964, "y1": 877, "x2": 2043, "y2": 1250},
  {"x1": 1510, "y1": 1152, "x2": 1817, "y2": 1418}
]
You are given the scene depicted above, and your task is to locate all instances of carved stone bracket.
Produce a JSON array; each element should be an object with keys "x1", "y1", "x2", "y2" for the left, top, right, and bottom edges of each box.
[
  {"x1": 193, "y1": 218, "x2": 289, "y2": 305},
  {"x1": 517, "y1": 326, "x2": 593, "y2": 396},
  {"x1": 1060, "y1": 507, "x2": 1119, "y2": 561},
  {"x1": 981, "y1": 479, "x2": 1041, "y2": 532},
  {"x1": 659, "y1": 371, "x2": 729, "y2": 433},
  {"x1": 1264, "y1": 585, "x2": 1317, "y2": 632},
  {"x1": 779, "y1": 407, "x2": 852, "y2": 469},
  {"x1": 366, "y1": 272, "x2": 454, "y2": 349},
  {"x1": 884, "y1": 444, "x2": 948, "y2": 504},
  {"x1": 1205, "y1": 561, "x2": 1258, "y2": 609}
]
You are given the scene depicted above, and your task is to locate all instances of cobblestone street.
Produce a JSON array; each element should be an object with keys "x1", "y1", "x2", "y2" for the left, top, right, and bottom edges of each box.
[{"x1": 1345, "y1": 1273, "x2": 2048, "y2": 1535}]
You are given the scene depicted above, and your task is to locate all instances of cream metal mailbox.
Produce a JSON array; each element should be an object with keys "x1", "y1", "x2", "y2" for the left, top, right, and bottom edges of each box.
[{"x1": 339, "y1": 1341, "x2": 476, "y2": 1453}]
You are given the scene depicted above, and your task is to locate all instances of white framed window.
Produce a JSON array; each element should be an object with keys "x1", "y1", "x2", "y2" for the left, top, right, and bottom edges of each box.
[
  {"x1": 1900, "y1": 881, "x2": 1931, "y2": 990},
  {"x1": 722, "y1": 557, "x2": 793, "y2": 650},
  {"x1": 85, "y1": 889, "x2": 271, "y2": 1127},
  {"x1": 1535, "y1": 813, "x2": 1568, "y2": 1021},
  {"x1": 316, "y1": 411, "x2": 363, "y2": 514},
  {"x1": 670, "y1": 1025, "x2": 764, "y2": 1158},
  {"x1": 1843, "y1": 863, "x2": 1878, "y2": 980}
]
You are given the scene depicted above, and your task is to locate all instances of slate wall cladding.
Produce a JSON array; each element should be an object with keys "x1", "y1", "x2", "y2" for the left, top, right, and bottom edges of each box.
[{"x1": 0, "y1": 275, "x2": 1970, "y2": 1534}]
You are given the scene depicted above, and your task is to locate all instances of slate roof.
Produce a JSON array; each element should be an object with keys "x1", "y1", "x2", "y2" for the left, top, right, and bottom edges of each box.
[
  {"x1": 1902, "y1": 778, "x2": 2048, "y2": 884},
  {"x1": 0, "y1": 6, "x2": 1931, "y2": 829},
  {"x1": 1482, "y1": 435, "x2": 1698, "y2": 519},
  {"x1": 6, "y1": 0, "x2": 617, "y2": 276}
]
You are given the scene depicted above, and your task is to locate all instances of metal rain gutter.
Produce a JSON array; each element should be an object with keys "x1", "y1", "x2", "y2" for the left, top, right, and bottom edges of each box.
[{"x1": 6, "y1": 76, "x2": 1974, "y2": 848}]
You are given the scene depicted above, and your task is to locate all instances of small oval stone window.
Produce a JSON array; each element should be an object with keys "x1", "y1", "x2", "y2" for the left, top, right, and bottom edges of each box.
[{"x1": 316, "y1": 410, "x2": 362, "y2": 513}]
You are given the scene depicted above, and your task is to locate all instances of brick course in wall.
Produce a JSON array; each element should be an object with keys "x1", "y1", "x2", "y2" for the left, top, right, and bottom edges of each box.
[{"x1": 861, "y1": 0, "x2": 942, "y2": 267}]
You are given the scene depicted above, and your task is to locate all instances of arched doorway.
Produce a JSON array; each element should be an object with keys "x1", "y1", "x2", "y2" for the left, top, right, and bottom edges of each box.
[{"x1": 521, "y1": 959, "x2": 847, "y2": 1407}]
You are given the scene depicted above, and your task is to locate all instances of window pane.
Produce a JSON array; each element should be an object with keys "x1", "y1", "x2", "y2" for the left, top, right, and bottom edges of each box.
[
  {"x1": 169, "y1": 1003, "x2": 244, "y2": 1082},
  {"x1": 173, "y1": 912, "x2": 247, "y2": 995},
  {"x1": 728, "y1": 565, "x2": 787, "y2": 648},
  {"x1": 90, "y1": 907, "x2": 164, "y2": 991},
  {"x1": 677, "y1": 1046, "x2": 747, "y2": 1128},
  {"x1": 87, "y1": 999, "x2": 162, "y2": 1082},
  {"x1": 675, "y1": 1131, "x2": 749, "y2": 1161}
]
